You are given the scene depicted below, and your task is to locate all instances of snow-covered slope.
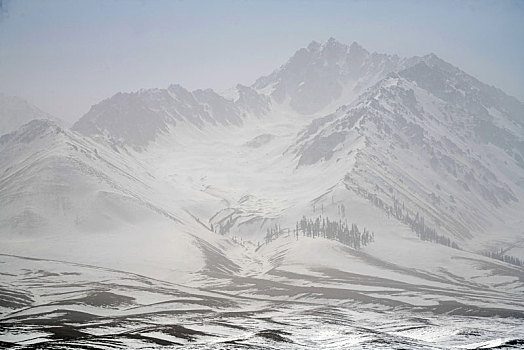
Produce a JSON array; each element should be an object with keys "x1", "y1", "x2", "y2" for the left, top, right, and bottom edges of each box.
[
  {"x1": 0, "y1": 94, "x2": 55, "y2": 136},
  {"x1": 0, "y1": 119, "x2": 241, "y2": 282}
]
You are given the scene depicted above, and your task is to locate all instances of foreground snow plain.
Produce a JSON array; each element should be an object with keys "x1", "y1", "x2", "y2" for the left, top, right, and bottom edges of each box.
[{"x1": 1, "y1": 250, "x2": 523, "y2": 349}]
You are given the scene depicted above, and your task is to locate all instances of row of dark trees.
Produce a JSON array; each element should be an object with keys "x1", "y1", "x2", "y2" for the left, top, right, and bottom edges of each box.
[
  {"x1": 482, "y1": 249, "x2": 523, "y2": 267},
  {"x1": 355, "y1": 186, "x2": 460, "y2": 249},
  {"x1": 264, "y1": 216, "x2": 374, "y2": 250},
  {"x1": 354, "y1": 187, "x2": 524, "y2": 268},
  {"x1": 393, "y1": 200, "x2": 460, "y2": 249},
  {"x1": 296, "y1": 216, "x2": 374, "y2": 249}
]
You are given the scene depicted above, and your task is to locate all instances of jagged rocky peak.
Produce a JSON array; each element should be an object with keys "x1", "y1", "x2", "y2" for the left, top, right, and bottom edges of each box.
[
  {"x1": 167, "y1": 83, "x2": 191, "y2": 96},
  {"x1": 253, "y1": 38, "x2": 405, "y2": 115},
  {"x1": 306, "y1": 40, "x2": 321, "y2": 51},
  {"x1": 323, "y1": 37, "x2": 352, "y2": 62},
  {"x1": 306, "y1": 37, "x2": 349, "y2": 61},
  {"x1": 303, "y1": 37, "x2": 367, "y2": 60}
]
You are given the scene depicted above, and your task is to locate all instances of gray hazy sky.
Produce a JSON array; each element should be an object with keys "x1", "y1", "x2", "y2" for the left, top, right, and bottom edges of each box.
[{"x1": 0, "y1": 0, "x2": 523, "y2": 123}]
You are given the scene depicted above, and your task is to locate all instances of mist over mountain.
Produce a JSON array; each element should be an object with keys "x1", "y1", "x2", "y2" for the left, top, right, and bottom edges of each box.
[{"x1": 1, "y1": 38, "x2": 524, "y2": 349}]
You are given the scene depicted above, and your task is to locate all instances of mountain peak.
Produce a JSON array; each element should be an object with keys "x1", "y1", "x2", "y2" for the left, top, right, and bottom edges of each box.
[
  {"x1": 0, "y1": 118, "x2": 63, "y2": 148},
  {"x1": 349, "y1": 41, "x2": 368, "y2": 55},
  {"x1": 307, "y1": 38, "x2": 348, "y2": 53},
  {"x1": 321, "y1": 37, "x2": 348, "y2": 54},
  {"x1": 307, "y1": 40, "x2": 321, "y2": 52},
  {"x1": 424, "y1": 52, "x2": 439, "y2": 59},
  {"x1": 420, "y1": 52, "x2": 460, "y2": 75},
  {"x1": 167, "y1": 83, "x2": 189, "y2": 94},
  {"x1": 253, "y1": 38, "x2": 403, "y2": 114},
  {"x1": 18, "y1": 119, "x2": 62, "y2": 137},
  {"x1": 325, "y1": 36, "x2": 340, "y2": 45},
  {"x1": 421, "y1": 52, "x2": 444, "y2": 66},
  {"x1": 349, "y1": 41, "x2": 362, "y2": 49},
  {"x1": 0, "y1": 94, "x2": 55, "y2": 136}
]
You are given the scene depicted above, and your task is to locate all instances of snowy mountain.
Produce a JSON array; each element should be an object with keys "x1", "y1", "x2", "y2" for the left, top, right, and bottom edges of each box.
[
  {"x1": 2, "y1": 39, "x2": 524, "y2": 348},
  {"x1": 290, "y1": 54, "x2": 524, "y2": 255},
  {"x1": 0, "y1": 94, "x2": 55, "y2": 136},
  {"x1": 71, "y1": 38, "x2": 416, "y2": 149}
]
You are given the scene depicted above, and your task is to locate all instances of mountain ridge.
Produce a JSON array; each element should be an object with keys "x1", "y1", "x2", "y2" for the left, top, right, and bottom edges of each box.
[
  {"x1": 72, "y1": 83, "x2": 270, "y2": 148},
  {"x1": 0, "y1": 94, "x2": 59, "y2": 137}
]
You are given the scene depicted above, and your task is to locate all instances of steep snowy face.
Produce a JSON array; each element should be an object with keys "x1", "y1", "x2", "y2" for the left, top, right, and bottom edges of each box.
[
  {"x1": 292, "y1": 57, "x2": 524, "y2": 247},
  {"x1": 253, "y1": 38, "x2": 409, "y2": 115},
  {"x1": 401, "y1": 55, "x2": 524, "y2": 163},
  {"x1": 0, "y1": 94, "x2": 55, "y2": 136},
  {"x1": 72, "y1": 84, "x2": 270, "y2": 148}
]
